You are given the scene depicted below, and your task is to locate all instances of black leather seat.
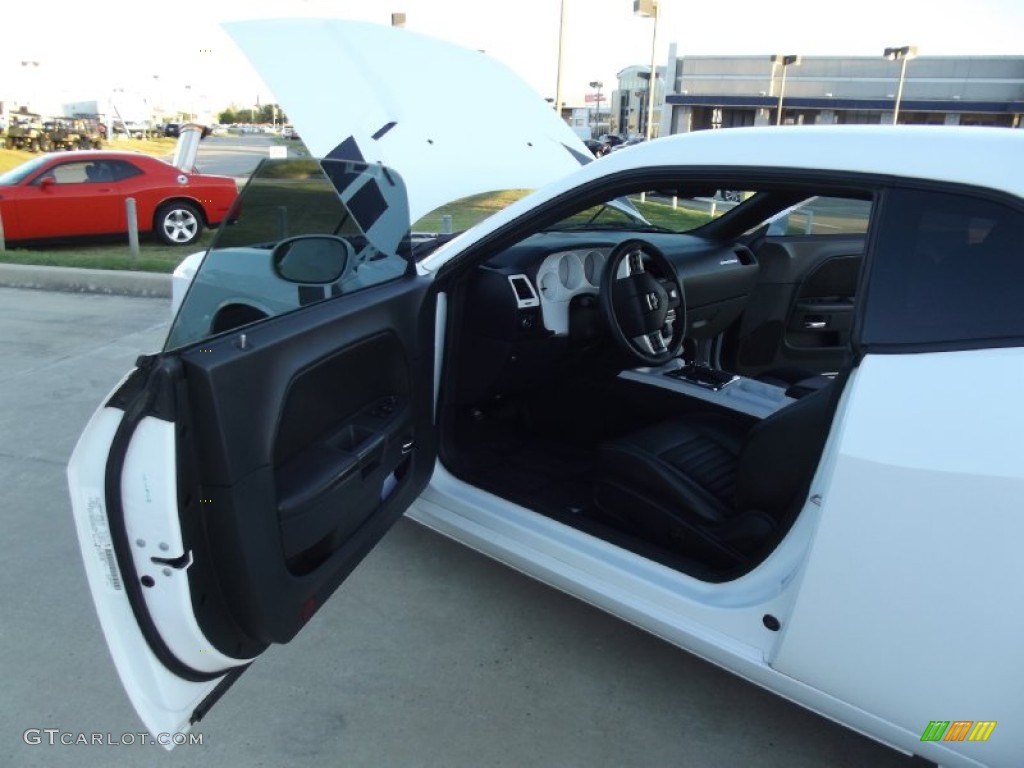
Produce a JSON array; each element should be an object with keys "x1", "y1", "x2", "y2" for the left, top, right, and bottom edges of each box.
[{"x1": 594, "y1": 373, "x2": 846, "y2": 568}]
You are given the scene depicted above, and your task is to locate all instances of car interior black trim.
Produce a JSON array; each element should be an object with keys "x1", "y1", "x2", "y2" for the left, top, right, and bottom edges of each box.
[
  {"x1": 175, "y1": 273, "x2": 439, "y2": 646},
  {"x1": 189, "y1": 664, "x2": 250, "y2": 725}
]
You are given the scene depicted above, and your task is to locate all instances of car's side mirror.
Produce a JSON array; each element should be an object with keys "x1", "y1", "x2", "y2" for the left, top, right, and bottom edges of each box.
[
  {"x1": 272, "y1": 235, "x2": 352, "y2": 284},
  {"x1": 38, "y1": 176, "x2": 56, "y2": 190}
]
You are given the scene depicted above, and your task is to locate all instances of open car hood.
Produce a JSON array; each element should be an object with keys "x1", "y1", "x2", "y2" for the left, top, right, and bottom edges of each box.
[
  {"x1": 224, "y1": 17, "x2": 593, "y2": 222},
  {"x1": 170, "y1": 124, "x2": 205, "y2": 173}
]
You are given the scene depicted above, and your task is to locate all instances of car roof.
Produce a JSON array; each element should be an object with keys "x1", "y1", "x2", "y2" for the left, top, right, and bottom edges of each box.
[
  {"x1": 598, "y1": 125, "x2": 1024, "y2": 199},
  {"x1": 38, "y1": 150, "x2": 159, "y2": 163},
  {"x1": 419, "y1": 125, "x2": 1024, "y2": 272}
]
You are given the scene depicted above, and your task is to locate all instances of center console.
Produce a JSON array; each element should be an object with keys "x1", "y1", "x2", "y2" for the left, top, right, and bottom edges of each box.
[{"x1": 620, "y1": 360, "x2": 793, "y2": 419}]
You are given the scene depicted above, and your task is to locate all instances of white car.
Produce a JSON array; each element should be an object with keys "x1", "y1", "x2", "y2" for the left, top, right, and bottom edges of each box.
[{"x1": 69, "y1": 18, "x2": 1024, "y2": 767}]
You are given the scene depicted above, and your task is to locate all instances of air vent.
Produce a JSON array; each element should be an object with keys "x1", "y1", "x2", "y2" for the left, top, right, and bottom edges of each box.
[{"x1": 507, "y1": 274, "x2": 540, "y2": 309}]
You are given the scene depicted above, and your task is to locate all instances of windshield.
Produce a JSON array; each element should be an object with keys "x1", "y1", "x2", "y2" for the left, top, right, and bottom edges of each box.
[
  {"x1": 413, "y1": 189, "x2": 718, "y2": 240},
  {"x1": 549, "y1": 194, "x2": 713, "y2": 233},
  {"x1": 412, "y1": 189, "x2": 532, "y2": 234},
  {"x1": 0, "y1": 156, "x2": 50, "y2": 185}
]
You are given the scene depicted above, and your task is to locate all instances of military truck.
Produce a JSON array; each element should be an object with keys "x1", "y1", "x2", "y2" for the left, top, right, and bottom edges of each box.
[
  {"x1": 44, "y1": 117, "x2": 104, "y2": 150},
  {"x1": 6, "y1": 113, "x2": 46, "y2": 151}
]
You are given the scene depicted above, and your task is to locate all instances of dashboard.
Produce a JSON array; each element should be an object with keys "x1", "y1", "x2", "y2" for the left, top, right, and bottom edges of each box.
[{"x1": 453, "y1": 230, "x2": 760, "y2": 403}]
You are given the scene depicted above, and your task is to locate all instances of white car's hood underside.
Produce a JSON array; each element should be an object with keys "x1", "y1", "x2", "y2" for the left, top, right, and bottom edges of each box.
[{"x1": 224, "y1": 17, "x2": 592, "y2": 222}]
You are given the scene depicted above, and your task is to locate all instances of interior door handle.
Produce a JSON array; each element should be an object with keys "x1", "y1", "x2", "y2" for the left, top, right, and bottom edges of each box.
[{"x1": 804, "y1": 320, "x2": 827, "y2": 329}]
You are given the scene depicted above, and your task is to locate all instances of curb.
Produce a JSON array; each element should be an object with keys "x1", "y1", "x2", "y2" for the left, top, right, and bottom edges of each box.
[{"x1": 0, "y1": 263, "x2": 171, "y2": 298}]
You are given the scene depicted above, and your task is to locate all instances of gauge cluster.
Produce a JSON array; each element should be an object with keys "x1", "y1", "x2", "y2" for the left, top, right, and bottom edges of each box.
[{"x1": 535, "y1": 248, "x2": 612, "y2": 335}]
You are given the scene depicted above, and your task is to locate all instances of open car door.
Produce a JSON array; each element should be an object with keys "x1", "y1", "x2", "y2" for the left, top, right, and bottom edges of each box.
[{"x1": 67, "y1": 157, "x2": 438, "y2": 743}]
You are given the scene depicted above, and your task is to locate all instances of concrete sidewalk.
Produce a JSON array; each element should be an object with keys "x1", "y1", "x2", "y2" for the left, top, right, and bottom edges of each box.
[{"x1": 0, "y1": 262, "x2": 171, "y2": 298}]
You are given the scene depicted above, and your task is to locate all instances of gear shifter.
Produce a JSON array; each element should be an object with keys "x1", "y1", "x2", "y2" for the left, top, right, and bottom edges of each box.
[{"x1": 665, "y1": 363, "x2": 737, "y2": 391}]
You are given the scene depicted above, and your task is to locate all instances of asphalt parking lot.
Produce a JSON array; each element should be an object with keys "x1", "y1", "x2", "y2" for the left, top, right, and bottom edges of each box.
[{"x1": 0, "y1": 285, "x2": 918, "y2": 767}]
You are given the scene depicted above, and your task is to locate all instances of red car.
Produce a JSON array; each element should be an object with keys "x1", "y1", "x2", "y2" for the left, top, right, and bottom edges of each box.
[{"x1": 0, "y1": 151, "x2": 237, "y2": 246}]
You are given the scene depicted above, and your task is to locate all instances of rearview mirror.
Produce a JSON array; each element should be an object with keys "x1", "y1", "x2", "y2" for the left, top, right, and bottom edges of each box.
[{"x1": 272, "y1": 235, "x2": 352, "y2": 284}]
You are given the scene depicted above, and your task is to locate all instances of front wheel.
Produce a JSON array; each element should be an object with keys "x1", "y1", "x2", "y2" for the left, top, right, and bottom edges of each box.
[{"x1": 155, "y1": 201, "x2": 203, "y2": 246}]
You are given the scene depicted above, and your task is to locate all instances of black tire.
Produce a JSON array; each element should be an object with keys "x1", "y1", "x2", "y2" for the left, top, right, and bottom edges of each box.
[{"x1": 155, "y1": 201, "x2": 203, "y2": 246}]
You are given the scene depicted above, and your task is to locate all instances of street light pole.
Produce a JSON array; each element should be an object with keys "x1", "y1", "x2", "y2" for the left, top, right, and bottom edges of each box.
[
  {"x1": 633, "y1": 0, "x2": 659, "y2": 140},
  {"x1": 589, "y1": 80, "x2": 603, "y2": 134},
  {"x1": 884, "y1": 46, "x2": 918, "y2": 125},
  {"x1": 771, "y1": 54, "x2": 800, "y2": 125},
  {"x1": 555, "y1": 0, "x2": 567, "y2": 120},
  {"x1": 19, "y1": 61, "x2": 40, "y2": 111}
]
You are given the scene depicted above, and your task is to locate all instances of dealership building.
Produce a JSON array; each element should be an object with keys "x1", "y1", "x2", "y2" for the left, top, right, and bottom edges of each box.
[{"x1": 609, "y1": 48, "x2": 1024, "y2": 137}]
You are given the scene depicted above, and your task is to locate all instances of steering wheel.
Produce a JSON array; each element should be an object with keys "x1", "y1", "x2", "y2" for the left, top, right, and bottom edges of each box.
[{"x1": 599, "y1": 238, "x2": 686, "y2": 365}]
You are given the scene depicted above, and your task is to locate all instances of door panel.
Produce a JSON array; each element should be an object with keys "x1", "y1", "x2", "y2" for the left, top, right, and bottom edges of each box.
[
  {"x1": 784, "y1": 253, "x2": 860, "y2": 351},
  {"x1": 172, "y1": 275, "x2": 436, "y2": 655},
  {"x1": 726, "y1": 237, "x2": 863, "y2": 377},
  {"x1": 69, "y1": 270, "x2": 437, "y2": 737}
]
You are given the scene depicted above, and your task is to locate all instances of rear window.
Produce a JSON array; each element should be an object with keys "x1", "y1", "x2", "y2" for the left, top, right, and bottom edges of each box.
[{"x1": 862, "y1": 188, "x2": 1024, "y2": 347}]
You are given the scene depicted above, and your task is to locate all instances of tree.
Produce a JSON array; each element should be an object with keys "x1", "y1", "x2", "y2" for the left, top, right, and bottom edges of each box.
[{"x1": 216, "y1": 103, "x2": 287, "y2": 126}]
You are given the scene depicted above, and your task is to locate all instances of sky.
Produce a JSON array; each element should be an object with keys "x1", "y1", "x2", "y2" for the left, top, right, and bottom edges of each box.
[{"x1": 2, "y1": 0, "x2": 1022, "y2": 118}]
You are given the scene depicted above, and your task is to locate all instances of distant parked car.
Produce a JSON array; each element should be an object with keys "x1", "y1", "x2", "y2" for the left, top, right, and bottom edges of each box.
[
  {"x1": 0, "y1": 150, "x2": 237, "y2": 246},
  {"x1": 611, "y1": 136, "x2": 647, "y2": 152},
  {"x1": 584, "y1": 138, "x2": 608, "y2": 157},
  {"x1": 597, "y1": 133, "x2": 624, "y2": 149},
  {"x1": 281, "y1": 124, "x2": 301, "y2": 139},
  {"x1": 163, "y1": 122, "x2": 181, "y2": 138}
]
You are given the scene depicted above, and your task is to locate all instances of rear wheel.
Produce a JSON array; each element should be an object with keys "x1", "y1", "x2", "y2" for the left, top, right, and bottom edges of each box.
[{"x1": 155, "y1": 201, "x2": 203, "y2": 246}]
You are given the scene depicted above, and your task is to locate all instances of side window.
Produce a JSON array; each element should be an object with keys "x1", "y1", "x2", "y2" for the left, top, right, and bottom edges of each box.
[
  {"x1": 164, "y1": 158, "x2": 412, "y2": 351},
  {"x1": 41, "y1": 162, "x2": 91, "y2": 185},
  {"x1": 767, "y1": 197, "x2": 871, "y2": 236},
  {"x1": 862, "y1": 188, "x2": 1024, "y2": 347},
  {"x1": 108, "y1": 160, "x2": 143, "y2": 181}
]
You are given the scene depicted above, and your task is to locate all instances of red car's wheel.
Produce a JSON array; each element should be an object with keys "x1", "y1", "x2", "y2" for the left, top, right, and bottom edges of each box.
[{"x1": 155, "y1": 201, "x2": 203, "y2": 246}]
